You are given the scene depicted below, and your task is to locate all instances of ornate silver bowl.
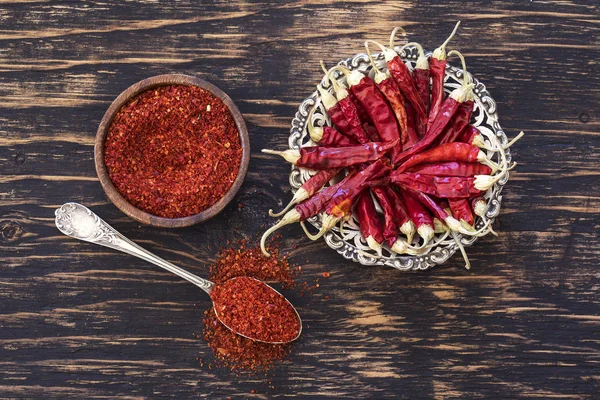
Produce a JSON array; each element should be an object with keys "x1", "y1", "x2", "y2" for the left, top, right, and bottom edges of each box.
[{"x1": 287, "y1": 46, "x2": 512, "y2": 271}]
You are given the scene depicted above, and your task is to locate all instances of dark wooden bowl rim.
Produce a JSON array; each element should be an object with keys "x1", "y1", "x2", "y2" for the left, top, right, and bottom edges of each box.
[{"x1": 94, "y1": 74, "x2": 250, "y2": 228}]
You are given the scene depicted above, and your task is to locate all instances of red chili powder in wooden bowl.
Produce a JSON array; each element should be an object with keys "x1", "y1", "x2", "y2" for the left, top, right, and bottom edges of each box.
[{"x1": 104, "y1": 85, "x2": 242, "y2": 218}]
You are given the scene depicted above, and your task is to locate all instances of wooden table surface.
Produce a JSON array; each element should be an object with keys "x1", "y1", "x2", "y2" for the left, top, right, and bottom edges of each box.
[{"x1": 1, "y1": 1, "x2": 599, "y2": 398}]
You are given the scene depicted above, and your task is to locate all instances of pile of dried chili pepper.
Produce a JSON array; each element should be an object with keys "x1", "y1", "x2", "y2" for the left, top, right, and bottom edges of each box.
[
  {"x1": 262, "y1": 22, "x2": 524, "y2": 269},
  {"x1": 200, "y1": 241, "x2": 301, "y2": 372},
  {"x1": 104, "y1": 84, "x2": 242, "y2": 218}
]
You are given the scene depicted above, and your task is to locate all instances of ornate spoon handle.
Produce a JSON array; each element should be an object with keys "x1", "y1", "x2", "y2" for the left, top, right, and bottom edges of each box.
[{"x1": 55, "y1": 203, "x2": 214, "y2": 294}]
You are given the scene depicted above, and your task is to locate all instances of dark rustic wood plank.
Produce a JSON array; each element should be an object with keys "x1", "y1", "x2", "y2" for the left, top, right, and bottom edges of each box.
[{"x1": 1, "y1": 0, "x2": 599, "y2": 398}]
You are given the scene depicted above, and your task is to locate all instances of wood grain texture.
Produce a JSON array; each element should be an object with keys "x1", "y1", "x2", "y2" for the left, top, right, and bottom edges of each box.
[{"x1": 1, "y1": 0, "x2": 599, "y2": 398}]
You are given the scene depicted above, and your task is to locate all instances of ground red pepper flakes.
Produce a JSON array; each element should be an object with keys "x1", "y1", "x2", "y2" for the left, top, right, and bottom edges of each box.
[
  {"x1": 209, "y1": 240, "x2": 296, "y2": 288},
  {"x1": 104, "y1": 84, "x2": 242, "y2": 218},
  {"x1": 202, "y1": 308, "x2": 290, "y2": 372},
  {"x1": 201, "y1": 241, "x2": 300, "y2": 372},
  {"x1": 211, "y1": 276, "x2": 300, "y2": 343}
]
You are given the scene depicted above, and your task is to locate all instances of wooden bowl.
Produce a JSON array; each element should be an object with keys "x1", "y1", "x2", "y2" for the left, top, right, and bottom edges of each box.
[{"x1": 94, "y1": 74, "x2": 250, "y2": 228}]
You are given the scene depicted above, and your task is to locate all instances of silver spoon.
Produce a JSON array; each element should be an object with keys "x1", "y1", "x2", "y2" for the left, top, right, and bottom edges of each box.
[{"x1": 54, "y1": 202, "x2": 302, "y2": 344}]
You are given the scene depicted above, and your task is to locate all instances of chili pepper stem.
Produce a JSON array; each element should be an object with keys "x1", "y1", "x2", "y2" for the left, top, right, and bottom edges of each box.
[
  {"x1": 303, "y1": 214, "x2": 340, "y2": 241},
  {"x1": 269, "y1": 188, "x2": 308, "y2": 218},
  {"x1": 417, "y1": 224, "x2": 434, "y2": 247},
  {"x1": 262, "y1": 149, "x2": 301, "y2": 165},
  {"x1": 261, "y1": 209, "x2": 301, "y2": 257},
  {"x1": 364, "y1": 41, "x2": 388, "y2": 83},
  {"x1": 399, "y1": 42, "x2": 428, "y2": 70},
  {"x1": 447, "y1": 50, "x2": 474, "y2": 103},
  {"x1": 324, "y1": 63, "x2": 351, "y2": 100},
  {"x1": 345, "y1": 68, "x2": 367, "y2": 87},
  {"x1": 450, "y1": 231, "x2": 471, "y2": 270},
  {"x1": 445, "y1": 216, "x2": 465, "y2": 233},
  {"x1": 400, "y1": 220, "x2": 415, "y2": 244},
  {"x1": 389, "y1": 26, "x2": 407, "y2": 49},
  {"x1": 316, "y1": 84, "x2": 338, "y2": 110},
  {"x1": 471, "y1": 134, "x2": 495, "y2": 151},
  {"x1": 460, "y1": 219, "x2": 474, "y2": 231},
  {"x1": 458, "y1": 219, "x2": 494, "y2": 237},
  {"x1": 300, "y1": 220, "x2": 318, "y2": 240},
  {"x1": 392, "y1": 233, "x2": 448, "y2": 255},
  {"x1": 476, "y1": 152, "x2": 501, "y2": 173},
  {"x1": 473, "y1": 199, "x2": 488, "y2": 217},
  {"x1": 365, "y1": 40, "x2": 398, "y2": 63},
  {"x1": 338, "y1": 215, "x2": 352, "y2": 238},
  {"x1": 474, "y1": 135, "x2": 511, "y2": 191},
  {"x1": 504, "y1": 131, "x2": 525, "y2": 149},
  {"x1": 434, "y1": 218, "x2": 447, "y2": 234},
  {"x1": 432, "y1": 21, "x2": 461, "y2": 61},
  {"x1": 307, "y1": 106, "x2": 324, "y2": 143},
  {"x1": 366, "y1": 236, "x2": 383, "y2": 253}
]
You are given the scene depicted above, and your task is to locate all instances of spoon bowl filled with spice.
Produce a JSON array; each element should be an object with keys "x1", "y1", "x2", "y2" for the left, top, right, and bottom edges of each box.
[
  {"x1": 95, "y1": 74, "x2": 250, "y2": 228},
  {"x1": 54, "y1": 202, "x2": 302, "y2": 345}
]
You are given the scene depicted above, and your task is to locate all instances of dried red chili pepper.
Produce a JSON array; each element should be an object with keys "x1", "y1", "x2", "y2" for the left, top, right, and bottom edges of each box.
[
  {"x1": 371, "y1": 187, "x2": 399, "y2": 247},
  {"x1": 348, "y1": 90, "x2": 373, "y2": 126},
  {"x1": 365, "y1": 40, "x2": 427, "y2": 131},
  {"x1": 457, "y1": 126, "x2": 528, "y2": 154},
  {"x1": 407, "y1": 161, "x2": 492, "y2": 177},
  {"x1": 408, "y1": 190, "x2": 481, "y2": 270},
  {"x1": 385, "y1": 186, "x2": 415, "y2": 243},
  {"x1": 321, "y1": 65, "x2": 371, "y2": 144},
  {"x1": 394, "y1": 142, "x2": 498, "y2": 174},
  {"x1": 307, "y1": 106, "x2": 357, "y2": 147},
  {"x1": 456, "y1": 125, "x2": 483, "y2": 147},
  {"x1": 301, "y1": 160, "x2": 392, "y2": 241},
  {"x1": 403, "y1": 99, "x2": 420, "y2": 149},
  {"x1": 393, "y1": 50, "x2": 475, "y2": 165},
  {"x1": 262, "y1": 139, "x2": 399, "y2": 170},
  {"x1": 393, "y1": 173, "x2": 484, "y2": 198},
  {"x1": 316, "y1": 84, "x2": 353, "y2": 138},
  {"x1": 356, "y1": 191, "x2": 385, "y2": 252},
  {"x1": 364, "y1": 43, "x2": 417, "y2": 150},
  {"x1": 337, "y1": 67, "x2": 401, "y2": 159},
  {"x1": 262, "y1": 161, "x2": 390, "y2": 256},
  {"x1": 437, "y1": 100, "x2": 474, "y2": 145},
  {"x1": 269, "y1": 167, "x2": 341, "y2": 218},
  {"x1": 261, "y1": 171, "x2": 358, "y2": 256},
  {"x1": 104, "y1": 85, "x2": 242, "y2": 218},
  {"x1": 211, "y1": 276, "x2": 300, "y2": 343},
  {"x1": 428, "y1": 21, "x2": 461, "y2": 130},
  {"x1": 398, "y1": 42, "x2": 430, "y2": 136},
  {"x1": 448, "y1": 198, "x2": 475, "y2": 226},
  {"x1": 398, "y1": 188, "x2": 434, "y2": 245},
  {"x1": 406, "y1": 189, "x2": 464, "y2": 233}
]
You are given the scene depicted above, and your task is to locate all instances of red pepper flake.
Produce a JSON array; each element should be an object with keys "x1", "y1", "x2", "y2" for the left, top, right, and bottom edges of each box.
[
  {"x1": 104, "y1": 85, "x2": 242, "y2": 218},
  {"x1": 209, "y1": 240, "x2": 296, "y2": 288},
  {"x1": 210, "y1": 276, "x2": 300, "y2": 343},
  {"x1": 322, "y1": 272, "x2": 331, "y2": 278},
  {"x1": 201, "y1": 241, "x2": 302, "y2": 373},
  {"x1": 202, "y1": 308, "x2": 290, "y2": 372}
]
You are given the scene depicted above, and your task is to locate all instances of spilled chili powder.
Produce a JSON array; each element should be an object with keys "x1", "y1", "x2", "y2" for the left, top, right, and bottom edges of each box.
[
  {"x1": 211, "y1": 277, "x2": 300, "y2": 343},
  {"x1": 201, "y1": 241, "x2": 298, "y2": 372},
  {"x1": 104, "y1": 85, "x2": 242, "y2": 218}
]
